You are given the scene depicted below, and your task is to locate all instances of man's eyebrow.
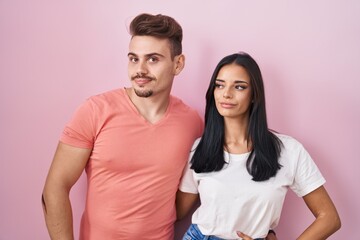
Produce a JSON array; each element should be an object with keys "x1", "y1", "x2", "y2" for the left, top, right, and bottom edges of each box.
[
  {"x1": 127, "y1": 52, "x2": 165, "y2": 58},
  {"x1": 216, "y1": 79, "x2": 249, "y2": 84}
]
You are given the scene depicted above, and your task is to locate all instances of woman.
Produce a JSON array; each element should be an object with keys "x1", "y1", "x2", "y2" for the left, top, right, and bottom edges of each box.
[{"x1": 176, "y1": 52, "x2": 341, "y2": 239}]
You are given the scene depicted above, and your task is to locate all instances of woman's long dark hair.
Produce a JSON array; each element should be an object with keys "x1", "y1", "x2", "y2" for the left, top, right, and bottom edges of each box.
[{"x1": 191, "y1": 52, "x2": 282, "y2": 181}]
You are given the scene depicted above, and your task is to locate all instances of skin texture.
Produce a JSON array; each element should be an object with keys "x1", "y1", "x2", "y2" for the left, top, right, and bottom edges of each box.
[
  {"x1": 42, "y1": 35, "x2": 185, "y2": 239},
  {"x1": 214, "y1": 63, "x2": 252, "y2": 122},
  {"x1": 42, "y1": 143, "x2": 91, "y2": 240},
  {"x1": 176, "y1": 63, "x2": 340, "y2": 239},
  {"x1": 127, "y1": 36, "x2": 184, "y2": 123},
  {"x1": 214, "y1": 63, "x2": 253, "y2": 154}
]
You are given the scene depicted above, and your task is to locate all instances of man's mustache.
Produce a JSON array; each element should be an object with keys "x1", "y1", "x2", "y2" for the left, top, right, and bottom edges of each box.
[{"x1": 131, "y1": 74, "x2": 155, "y2": 81}]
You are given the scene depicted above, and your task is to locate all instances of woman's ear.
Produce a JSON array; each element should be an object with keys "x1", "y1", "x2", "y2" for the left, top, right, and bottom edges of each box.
[{"x1": 174, "y1": 54, "x2": 185, "y2": 75}]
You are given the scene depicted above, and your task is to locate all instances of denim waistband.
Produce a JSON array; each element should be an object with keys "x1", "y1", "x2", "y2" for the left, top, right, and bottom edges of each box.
[{"x1": 182, "y1": 224, "x2": 265, "y2": 240}]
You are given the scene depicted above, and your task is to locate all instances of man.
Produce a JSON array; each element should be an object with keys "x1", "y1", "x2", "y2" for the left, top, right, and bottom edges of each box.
[
  {"x1": 42, "y1": 13, "x2": 202, "y2": 240},
  {"x1": 42, "y1": 13, "x2": 277, "y2": 240}
]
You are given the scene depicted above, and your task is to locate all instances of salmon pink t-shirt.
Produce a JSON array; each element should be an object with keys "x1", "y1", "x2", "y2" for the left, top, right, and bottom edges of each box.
[{"x1": 60, "y1": 88, "x2": 203, "y2": 240}]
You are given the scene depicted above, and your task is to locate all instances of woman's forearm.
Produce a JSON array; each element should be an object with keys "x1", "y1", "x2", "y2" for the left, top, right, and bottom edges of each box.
[
  {"x1": 297, "y1": 212, "x2": 341, "y2": 239},
  {"x1": 298, "y1": 186, "x2": 341, "y2": 239}
]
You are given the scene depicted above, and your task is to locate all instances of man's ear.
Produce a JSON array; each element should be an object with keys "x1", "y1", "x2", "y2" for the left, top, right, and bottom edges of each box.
[{"x1": 174, "y1": 54, "x2": 185, "y2": 75}]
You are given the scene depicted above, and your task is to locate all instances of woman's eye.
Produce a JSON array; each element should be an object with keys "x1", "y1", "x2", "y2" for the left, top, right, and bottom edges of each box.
[
  {"x1": 215, "y1": 83, "x2": 224, "y2": 88},
  {"x1": 235, "y1": 85, "x2": 246, "y2": 90}
]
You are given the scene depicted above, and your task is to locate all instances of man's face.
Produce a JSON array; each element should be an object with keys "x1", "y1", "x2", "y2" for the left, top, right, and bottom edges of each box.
[{"x1": 128, "y1": 36, "x2": 182, "y2": 98}]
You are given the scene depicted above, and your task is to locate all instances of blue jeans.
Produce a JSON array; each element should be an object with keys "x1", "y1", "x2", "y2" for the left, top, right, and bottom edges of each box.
[{"x1": 182, "y1": 224, "x2": 265, "y2": 240}]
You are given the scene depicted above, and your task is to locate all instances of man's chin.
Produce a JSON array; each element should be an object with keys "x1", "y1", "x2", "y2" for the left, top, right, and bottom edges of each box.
[{"x1": 134, "y1": 89, "x2": 153, "y2": 98}]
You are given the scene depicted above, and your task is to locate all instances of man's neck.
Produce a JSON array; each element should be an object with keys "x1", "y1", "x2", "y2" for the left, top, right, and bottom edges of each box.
[{"x1": 125, "y1": 87, "x2": 170, "y2": 124}]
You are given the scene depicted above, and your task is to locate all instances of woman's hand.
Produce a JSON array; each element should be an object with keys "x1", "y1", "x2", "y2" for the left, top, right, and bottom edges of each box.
[
  {"x1": 236, "y1": 231, "x2": 253, "y2": 240},
  {"x1": 236, "y1": 230, "x2": 278, "y2": 240}
]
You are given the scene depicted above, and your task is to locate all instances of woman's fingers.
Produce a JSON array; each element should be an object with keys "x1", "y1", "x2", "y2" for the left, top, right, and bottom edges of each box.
[{"x1": 236, "y1": 231, "x2": 253, "y2": 240}]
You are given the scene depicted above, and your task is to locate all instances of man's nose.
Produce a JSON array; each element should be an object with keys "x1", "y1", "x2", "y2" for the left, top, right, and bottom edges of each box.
[{"x1": 136, "y1": 60, "x2": 148, "y2": 75}]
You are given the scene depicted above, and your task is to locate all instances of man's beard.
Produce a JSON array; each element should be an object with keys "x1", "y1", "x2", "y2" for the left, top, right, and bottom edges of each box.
[
  {"x1": 134, "y1": 88, "x2": 153, "y2": 98},
  {"x1": 131, "y1": 73, "x2": 155, "y2": 98}
]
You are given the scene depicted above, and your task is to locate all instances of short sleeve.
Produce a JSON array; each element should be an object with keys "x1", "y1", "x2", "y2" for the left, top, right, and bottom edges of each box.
[
  {"x1": 60, "y1": 98, "x2": 97, "y2": 149},
  {"x1": 290, "y1": 143, "x2": 326, "y2": 197},
  {"x1": 179, "y1": 140, "x2": 201, "y2": 194},
  {"x1": 179, "y1": 160, "x2": 199, "y2": 194}
]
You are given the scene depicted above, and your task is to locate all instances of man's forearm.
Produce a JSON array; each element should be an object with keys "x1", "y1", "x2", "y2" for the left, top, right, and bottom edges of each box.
[
  {"x1": 42, "y1": 190, "x2": 74, "y2": 240},
  {"x1": 266, "y1": 229, "x2": 277, "y2": 240}
]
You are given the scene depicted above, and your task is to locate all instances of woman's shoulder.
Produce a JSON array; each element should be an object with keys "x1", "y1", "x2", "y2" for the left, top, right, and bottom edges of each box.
[
  {"x1": 272, "y1": 132, "x2": 305, "y2": 150},
  {"x1": 191, "y1": 138, "x2": 202, "y2": 151}
]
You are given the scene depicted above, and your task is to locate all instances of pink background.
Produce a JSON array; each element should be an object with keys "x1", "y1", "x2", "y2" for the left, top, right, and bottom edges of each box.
[{"x1": 1, "y1": 0, "x2": 359, "y2": 239}]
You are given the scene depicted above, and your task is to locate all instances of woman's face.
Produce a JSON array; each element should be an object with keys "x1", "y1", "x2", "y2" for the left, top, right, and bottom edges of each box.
[{"x1": 214, "y1": 63, "x2": 252, "y2": 120}]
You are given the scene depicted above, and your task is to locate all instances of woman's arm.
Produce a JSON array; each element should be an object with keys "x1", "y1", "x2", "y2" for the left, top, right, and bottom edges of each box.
[
  {"x1": 236, "y1": 230, "x2": 277, "y2": 240},
  {"x1": 176, "y1": 190, "x2": 199, "y2": 220},
  {"x1": 297, "y1": 185, "x2": 341, "y2": 239}
]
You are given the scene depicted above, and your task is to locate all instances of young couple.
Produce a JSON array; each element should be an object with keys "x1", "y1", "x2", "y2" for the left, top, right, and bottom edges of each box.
[{"x1": 42, "y1": 13, "x2": 340, "y2": 239}]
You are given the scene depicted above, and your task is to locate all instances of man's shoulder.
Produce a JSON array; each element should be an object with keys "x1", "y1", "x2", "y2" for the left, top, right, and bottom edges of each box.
[
  {"x1": 169, "y1": 96, "x2": 203, "y2": 133},
  {"x1": 170, "y1": 96, "x2": 201, "y2": 119},
  {"x1": 170, "y1": 95, "x2": 197, "y2": 112},
  {"x1": 91, "y1": 88, "x2": 123, "y2": 100},
  {"x1": 86, "y1": 88, "x2": 124, "y2": 105}
]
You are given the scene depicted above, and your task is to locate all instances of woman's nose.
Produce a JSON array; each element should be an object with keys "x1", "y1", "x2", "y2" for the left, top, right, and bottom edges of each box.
[{"x1": 223, "y1": 88, "x2": 232, "y2": 99}]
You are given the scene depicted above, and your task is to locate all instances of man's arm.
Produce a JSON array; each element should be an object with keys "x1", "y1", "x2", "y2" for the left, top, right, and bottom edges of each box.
[
  {"x1": 42, "y1": 142, "x2": 91, "y2": 240},
  {"x1": 266, "y1": 230, "x2": 277, "y2": 240},
  {"x1": 175, "y1": 190, "x2": 199, "y2": 220}
]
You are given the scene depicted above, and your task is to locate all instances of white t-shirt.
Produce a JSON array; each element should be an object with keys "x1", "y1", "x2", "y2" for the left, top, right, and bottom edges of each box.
[{"x1": 179, "y1": 134, "x2": 325, "y2": 239}]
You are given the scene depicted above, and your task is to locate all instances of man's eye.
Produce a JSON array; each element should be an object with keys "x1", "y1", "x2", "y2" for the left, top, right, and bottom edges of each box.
[
  {"x1": 148, "y1": 57, "x2": 158, "y2": 63},
  {"x1": 129, "y1": 57, "x2": 138, "y2": 63}
]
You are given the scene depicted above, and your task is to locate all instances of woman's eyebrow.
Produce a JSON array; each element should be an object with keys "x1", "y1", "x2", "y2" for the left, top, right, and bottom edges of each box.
[{"x1": 215, "y1": 79, "x2": 249, "y2": 84}]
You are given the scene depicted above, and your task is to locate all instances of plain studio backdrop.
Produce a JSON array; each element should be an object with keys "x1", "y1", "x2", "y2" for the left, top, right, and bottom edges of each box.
[{"x1": 1, "y1": 0, "x2": 359, "y2": 239}]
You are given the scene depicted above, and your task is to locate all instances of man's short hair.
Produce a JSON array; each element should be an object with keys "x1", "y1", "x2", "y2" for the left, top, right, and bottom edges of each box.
[{"x1": 129, "y1": 13, "x2": 183, "y2": 58}]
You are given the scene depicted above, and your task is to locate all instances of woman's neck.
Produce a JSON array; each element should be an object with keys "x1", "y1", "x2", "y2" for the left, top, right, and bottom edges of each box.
[{"x1": 223, "y1": 117, "x2": 252, "y2": 154}]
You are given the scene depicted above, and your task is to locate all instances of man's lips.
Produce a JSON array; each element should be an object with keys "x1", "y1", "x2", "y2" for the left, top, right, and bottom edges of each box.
[
  {"x1": 132, "y1": 76, "x2": 154, "y2": 85},
  {"x1": 135, "y1": 78, "x2": 151, "y2": 85}
]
